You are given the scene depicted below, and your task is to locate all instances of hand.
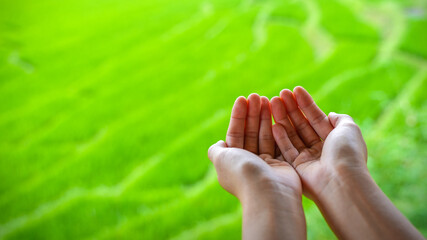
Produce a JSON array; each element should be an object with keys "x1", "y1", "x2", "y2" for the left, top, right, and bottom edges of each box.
[
  {"x1": 271, "y1": 87, "x2": 424, "y2": 239},
  {"x1": 270, "y1": 86, "x2": 368, "y2": 200},
  {"x1": 208, "y1": 94, "x2": 306, "y2": 240},
  {"x1": 208, "y1": 94, "x2": 302, "y2": 200}
]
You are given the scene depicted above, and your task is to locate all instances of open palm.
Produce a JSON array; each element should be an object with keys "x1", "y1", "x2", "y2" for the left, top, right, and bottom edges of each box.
[
  {"x1": 270, "y1": 87, "x2": 367, "y2": 199},
  {"x1": 224, "y1": 94, "x2": 302, "y2": 195}
]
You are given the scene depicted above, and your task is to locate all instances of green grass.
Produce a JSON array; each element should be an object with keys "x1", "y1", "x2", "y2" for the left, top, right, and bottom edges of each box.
[{"x1": 1, "y1": 0, "x2": 426, "y2": 239}]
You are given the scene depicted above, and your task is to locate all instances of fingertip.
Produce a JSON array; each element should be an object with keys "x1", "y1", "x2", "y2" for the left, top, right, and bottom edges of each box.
[
  {"x1": 208, "y1": 143, "x2": 215, "y2": 160},
  {"x1": 293, "y1": 86, "x2": 305, "y2": 93},
  {"x1": 328, "y1": 112, "x2": 338, "y2": 120},
  {"x1": 270, "y1": 96, "x2": 286, "y2": 118},
  {"x1": 270, "y1": 96, "x2": 281, "y2": 110},
  {"x1": 248, "y1": 93, "x2": 260, "y2": 100},
  {"x1": 280, "y1": 89, "x2": 299, "y2": 112},
  {"x1": 219, "y1": 141, "x2": 227, "y2": 150},
  {"x1": 209, "y1": 140, "x2": 223, "y2": 151},
  {"x1": 260, "y1": 96, "x2": 269, "y2": 105},
  {"x1": 247, "y1": 93, "x2": 261, "y2": 120},
  {"x1": 294, "y1": 86, "x2": 313, "y2": 108},
  {"x1": 235, "y1": 96, "x2": 247, "y2": 105},
  {"x1": 280, "y1": 89, "x2": 295, "y2": 103},
  {"x1": 232, "y1": 96, "x2": 248, "y2": 118},
  {"x1": 328, "y1": 112, "x2": 339, "y2": 127},
  {"x1": 280, "y1": 89, "x2": 293, "y2": 98},
  {"x1": 293, "y1": 86, "x2": 307, "y2": 99},
  {"x1": 270, "y1": 96, "x2": 281, "y2": 103},
  {"x1": 234, "y1": 96, "x2": 248, "y2": 110},
  {"x1": 248, "y1": 93, "x2": 261, "y2": 107},
  {"x1": 208, "y1": 140, "x2": 226, "y2": 160},
  {"x1": 260, "y1": 96, "x2": 271, "y2": 117}
]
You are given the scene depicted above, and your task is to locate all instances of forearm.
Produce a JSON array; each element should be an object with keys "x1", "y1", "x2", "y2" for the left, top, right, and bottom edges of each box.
[
  {"x1": 241, "y1": 183, "x2": 306, "y2": 240},
  {"x1": 315, "y1": 169, "x2": 423, "y2": 239}
]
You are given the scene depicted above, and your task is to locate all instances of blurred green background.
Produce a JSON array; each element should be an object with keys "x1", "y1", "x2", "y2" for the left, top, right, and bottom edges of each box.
[{"x1": 0, "y1": 0, "x2": 426, "y2": 239}]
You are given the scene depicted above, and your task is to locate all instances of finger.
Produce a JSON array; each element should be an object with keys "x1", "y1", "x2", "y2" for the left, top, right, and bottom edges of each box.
[
  {"x1": 275, "y1": 143, "x2": 281, "y2": 159},
  {"x1": 280, "y1": 89, "x2": 321, "y2": 147},
  {"x1": 270, "y1": 96, "x2": 306, "y2": 152},
  {"x1": 208, "y1": 140, "x2": 227, "y2": 163},
  {"x1": 328, "y1": 112, "x2": 356, "y2": 127},
  {"x1": 244, "y1": 93, "x2": 261, "y2": 154},
  {"x1": 272, "y1": 124, "x2": 299, "y2": 164},
  {"x1": 264, "y1": 158, "x2": 283, "y2": 165},
  {"x1": 259, "y1": 96, "x2": 275, "y2": 157},
  {"x1": 226, "y1": 96, "x2": 247, "y2": 148},
  {"x1": 293, "y1": 86, "x2": 333, "y2": 140},
  {"x1": 329, "y1": 113, "x2": 367, "y2": 161}
]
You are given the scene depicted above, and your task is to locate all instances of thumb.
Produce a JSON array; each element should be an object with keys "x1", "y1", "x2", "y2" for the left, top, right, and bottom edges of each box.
[
  {"x1": 328, "y1": 112, "x2": 356, "y2": 128},
  {"x1": 208, "y1": 140, "x2": 227, "y2": 162}
]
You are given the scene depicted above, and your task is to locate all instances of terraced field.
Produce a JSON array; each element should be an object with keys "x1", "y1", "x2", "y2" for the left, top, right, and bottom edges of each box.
[{"x1": 0, "y1": 0, "x2": 426, "y2": 239}]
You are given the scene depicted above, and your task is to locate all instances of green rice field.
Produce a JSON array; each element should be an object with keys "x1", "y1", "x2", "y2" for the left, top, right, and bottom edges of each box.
[{"x1": 0, "y1": 0, "x2": 426, "y2": 239}]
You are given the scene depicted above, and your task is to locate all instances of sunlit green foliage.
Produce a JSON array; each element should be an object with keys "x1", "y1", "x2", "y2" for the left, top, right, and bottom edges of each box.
[{"x1": 0, "y1": 0, "x2": 426, "y2": 239}]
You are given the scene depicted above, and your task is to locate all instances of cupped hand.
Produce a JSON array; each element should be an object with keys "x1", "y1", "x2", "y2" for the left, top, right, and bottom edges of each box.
[
  {"x1": 208, "y1": 94, "x2": 302, "y2": 201},
  {"x1": 270, "y1": 87, "x2": 368, "y2": 200}
]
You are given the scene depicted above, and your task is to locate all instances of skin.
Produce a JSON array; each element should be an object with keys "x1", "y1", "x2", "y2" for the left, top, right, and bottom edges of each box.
[
  {"x1": 208, "y1": 94, "x2": 306, "y2": 240},
  {"x1": 270, "y1": 87, "x2": 366, "y2": 199},
  {"x1": 271, "y1": 86, "x2": 424, "y2": 239},
  {"x1": 208, "y1": 87, "x2": 424, "y2": 240}
]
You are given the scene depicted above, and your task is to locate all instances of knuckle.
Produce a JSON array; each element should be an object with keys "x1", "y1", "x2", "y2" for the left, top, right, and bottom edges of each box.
[
  {"x1": 344, "y1": 114, "x2": 353, "y2": 120},
  {"x1": 311, "y1": 114, "x2": 327, "y2": 126},
  {"x1": 259, "y1": 153, "x2": 273, "y2": 160},
  {"x1": 294, "y1": 121, "x2": 307, "y2": 130},
  {"x1": 209, "y1": 148, "x2": 228, "y2": 164},
  {"x1": 282, "y1": 145, "x2": 294, "y2": 153},
  {"x1": 342, "y1": 122, "x2": 359, "y2": 130},
  {"x1": 207, "y1": 145, "x2": 215, "y2": 160},
  {"x1": 307, "y1": 138, "x2": 321, "y2": 147},
  {"x1": 259, "y1": 133, "x2": 274, "y2": 141},
  {"x1": 239, "y1": 161, "x2": 262, "y2": 176},
  {"x1": 226, "y1": 131, "x2": 244, "y2": 139},
  {"x1": 244, "y1": 146, "x2": 258, "y2": 154},
  {"x1": 287, "y1": 130, "x2": 298, "y2": 139},
  {"x1": 245, "y1": 130, "x2": 259, "y2": 139},
  {"x1": 207, "y1": 147, "x2": 213, "y2": 159}
]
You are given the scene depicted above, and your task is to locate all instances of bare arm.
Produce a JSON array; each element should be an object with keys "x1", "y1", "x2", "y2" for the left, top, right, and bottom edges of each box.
[
  {"x1": 314, "y1": 163, "x2": 423, "y2": 239},
  {"x1": 241, "y1": 182, "x2": 305, "y2": 240},
  {"x1": 285, "y1": 86, "x2": 424, "y2": 239},
  {"x1": 208, "y1": 95, "x2": 306, "y2": 240}
]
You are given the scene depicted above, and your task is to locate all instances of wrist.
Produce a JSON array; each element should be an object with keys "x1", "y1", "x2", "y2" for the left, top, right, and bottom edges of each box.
[
  {"x1": 313, "y1": 165, "x2": 423, "y2": 239},
  {"x1": 240, "y1": 178, "x2": 302, "y2": 206},
  {"x1": 314, "y1": 154, "x2": 369, "y2": 197},
  {"x1": 241, "y1": 179, "x2": 304, "y2": 226},
  {"x1": 315, "y1": 164, "x2": 374, "y2": 205},
  {"x1": 313, "y1": 167, "x2": 385, "y2": 239},
  {"x1": 240, "y1": 180, "x2": 306, "y2": 240}
]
